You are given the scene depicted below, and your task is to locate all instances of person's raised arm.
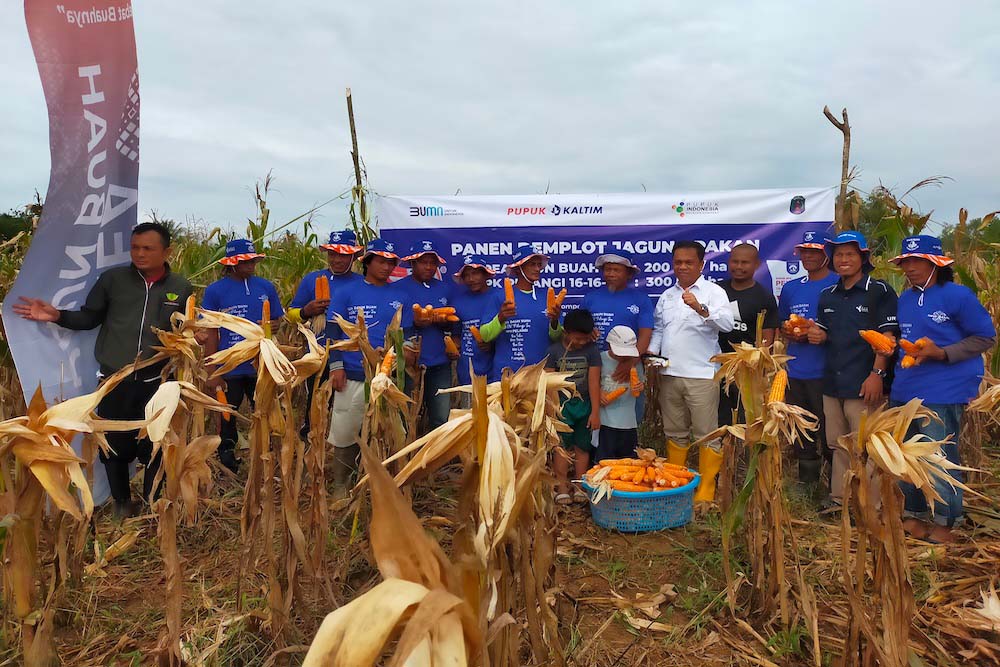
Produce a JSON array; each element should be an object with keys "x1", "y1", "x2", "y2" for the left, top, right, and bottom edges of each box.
[{"x1": 14, "y1": 272, "x2": 109, "y2": 329}]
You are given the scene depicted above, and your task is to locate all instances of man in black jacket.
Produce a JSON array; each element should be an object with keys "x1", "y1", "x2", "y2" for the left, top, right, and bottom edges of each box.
[{"x1": 13, "y1": 222, "x2": 193, "y2": 517}]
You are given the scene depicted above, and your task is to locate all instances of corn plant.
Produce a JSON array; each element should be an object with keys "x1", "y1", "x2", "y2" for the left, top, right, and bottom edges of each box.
[
  {"x1": 838, "y1": 400, "x2": 978, "y2": 667},
  {"x1": 0, "y1": 364, "x2": 148, "y2": 666}
]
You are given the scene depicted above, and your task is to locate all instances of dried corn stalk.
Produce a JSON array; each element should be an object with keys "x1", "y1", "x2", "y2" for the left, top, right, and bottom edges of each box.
[
  {"x1": 0, "y1": 364, "x2": 146, "y2": 666},
  {"x1": 193, "y1": 308, "x2": 310, "y2": 641},
  {"x1": 838, "y1": 399, "x2": 979, "y2": 667},
  {"x1": 366, "y1": 362, "x2": 573, "y2": 666},
  {"x1": 302, "y1": 438, "x2": 479, "y2": 666},
  {"x1": 141, "y1": 381, "x2": 234, "y2": 666}
]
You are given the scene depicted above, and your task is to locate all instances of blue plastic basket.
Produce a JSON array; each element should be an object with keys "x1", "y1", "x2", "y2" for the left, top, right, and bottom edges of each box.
[{"x1": 581, "y1": 472, "x2": 701, "y2": 533}]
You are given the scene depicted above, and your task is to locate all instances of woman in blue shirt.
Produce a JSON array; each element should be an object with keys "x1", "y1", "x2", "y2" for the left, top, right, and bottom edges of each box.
[
  {"x1": 890, "y1": 235, "x2": 996, "y2": 543},
  {"x1": 202, "y1": 239, "x2": 284, "y2": 473},
  {"x1": 481, "y1": 244, "x2": 562, "y2": 381}
]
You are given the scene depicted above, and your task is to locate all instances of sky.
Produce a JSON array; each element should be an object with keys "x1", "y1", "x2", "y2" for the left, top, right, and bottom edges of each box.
[{"x1": 2, "y1": 1, "x2": 999, "y2": 236}]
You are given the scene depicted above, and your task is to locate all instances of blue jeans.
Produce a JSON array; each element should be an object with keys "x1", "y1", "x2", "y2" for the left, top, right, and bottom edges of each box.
[{"x1": 891, "y1": 401, "x2": 964, "y2": 527}]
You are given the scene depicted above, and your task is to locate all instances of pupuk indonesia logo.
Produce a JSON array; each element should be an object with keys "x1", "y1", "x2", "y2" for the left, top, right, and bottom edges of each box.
[
  {"x1": 671, "y1": 202, "x2": 686, "y2": 217},
  {"x1": 671, "y1": 200, "x2": 718, "y2": 217}
]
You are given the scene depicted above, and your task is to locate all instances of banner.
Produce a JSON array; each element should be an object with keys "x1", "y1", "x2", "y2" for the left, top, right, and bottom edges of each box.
[
  {"x1": 3, "y1": 0, "x2": 141, "y2": 502},
  {"x1": 376, "y1": 187, "x2": 837, "y2": 302}
]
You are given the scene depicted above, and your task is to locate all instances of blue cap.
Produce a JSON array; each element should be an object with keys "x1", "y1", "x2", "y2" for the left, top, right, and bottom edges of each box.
[
  {"x1": 795, "y1": 230, "x2": 832, "y2": 250},
  {"x1": 219, "y1": 239, "x2": 265, "y2": 266},
  {"x1": 402, "y1": 239, "x2": 447, "y2": 264},
  {"x1": 891, "y1": 235, "x2": 953, "y2": 267},
  {"x1": 826, "y1": 231, "x2": 872, "y2": 272},
  {"x1": 320, "y1": 229, "x2": 362, "y2": 253},
  {"x1": 453, "y1": 254, "x2": 497, "y2": 282},
  {"x1": 508, "y1": 244, "x2": 549, "y2": 273},
  {"x1": 594, "y1": 250, "x2": 639, "y2": 272},
  {"x1": 362, "y1": 238, "x2": 400, "y2": 261}
]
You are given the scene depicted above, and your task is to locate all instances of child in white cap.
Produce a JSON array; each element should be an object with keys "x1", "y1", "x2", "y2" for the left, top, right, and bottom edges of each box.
[{"x1": 596, "y1": 326, "x2": 645, "y2": 462}]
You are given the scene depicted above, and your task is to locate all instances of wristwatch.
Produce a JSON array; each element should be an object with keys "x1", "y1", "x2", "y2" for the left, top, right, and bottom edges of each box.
[
  {"x1": 871, "y1": 368, "x2": 887, "y2": 379},
  {"x1": 698, "y1": 304, "x2": 709, "y2": 317}
]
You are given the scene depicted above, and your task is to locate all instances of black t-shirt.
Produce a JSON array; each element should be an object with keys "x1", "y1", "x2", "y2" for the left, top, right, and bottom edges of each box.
[
  {"x1": 718, "y1": 280, "x2": 780, "y2": 351},
  {"x1": 545, "y1": 340, "x2": 601, "y2": 400}
]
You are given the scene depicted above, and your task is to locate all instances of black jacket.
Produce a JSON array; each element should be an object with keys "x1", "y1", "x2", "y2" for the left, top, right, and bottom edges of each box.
[{"x1": 57, "y1": 264, "x2": 193, "y2": 376}]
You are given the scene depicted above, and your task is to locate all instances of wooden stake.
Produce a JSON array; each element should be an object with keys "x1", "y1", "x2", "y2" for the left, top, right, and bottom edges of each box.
[
  {"x1": 346, "y1": 87, "x2": 366, "y2": 225},
  {"x1": 823, "y1": 105, "x2": 852, "y2": 231}
]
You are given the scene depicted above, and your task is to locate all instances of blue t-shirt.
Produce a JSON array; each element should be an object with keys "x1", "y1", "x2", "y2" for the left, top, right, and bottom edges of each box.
[
  {"x1": 777, "y1": 272, "x2": 839, "y2": 380},
  {"x1": 488, "y1": 286, "x2": 554, "y2": 382},
  {"x1": 580, "y1": 286, "x2": 655, "y2": 349},
  {"x1": 290, "y1": 269, "x2": 362, "y2": 344},
  {"x1": 202, "y1": 275, "x2": 285, "y2": 378},
  {"x1": 395, "y1": 276, "x2": 454, "y2": 368},
  {"x1": 450, "y1": 286, "x2": 504, "y2": 385},
  {"x1": 890, "y1": 282, "x2": 995, "y2": 404},
  {"x1": 326, "y1": 279, "x2": 414, "y2": 380}
]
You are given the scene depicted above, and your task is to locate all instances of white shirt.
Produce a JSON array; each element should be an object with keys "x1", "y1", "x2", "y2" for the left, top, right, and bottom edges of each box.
[{"x1": 650, "y1": 275, "x2": 736, "y2": 379}]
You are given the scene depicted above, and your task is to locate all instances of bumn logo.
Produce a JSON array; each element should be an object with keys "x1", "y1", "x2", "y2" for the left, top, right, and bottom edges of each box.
[{"x1": 409, "y1": 206, "x2": 444, "y2": 217}]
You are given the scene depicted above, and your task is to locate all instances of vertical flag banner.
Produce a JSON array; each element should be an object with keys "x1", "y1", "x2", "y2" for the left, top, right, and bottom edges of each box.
[
  {"x1": 3, "y1": 0, "x2": 140, "y2": 501},
  {"x1": 376, "y1": 187, "x2": 837, "y2": 303}
]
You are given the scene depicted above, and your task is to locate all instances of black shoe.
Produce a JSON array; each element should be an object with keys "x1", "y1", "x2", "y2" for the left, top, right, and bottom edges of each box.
[
  {"x1": 112, "y1": 500, "x2": 138, "y2": 520},
  {"x1": 219, "y1": 448, "x2": 239, "y2": 474}
]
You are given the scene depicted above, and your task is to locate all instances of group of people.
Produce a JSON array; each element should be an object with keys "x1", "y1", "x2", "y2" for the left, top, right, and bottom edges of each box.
[{"x1": 12, "y1": 222, "x2": 995, "y2": 542}]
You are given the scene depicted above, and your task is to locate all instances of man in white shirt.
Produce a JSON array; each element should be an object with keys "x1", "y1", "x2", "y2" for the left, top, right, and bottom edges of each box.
[{"x1": 650, "y1": 240, "x2": 735, "y2": 502}]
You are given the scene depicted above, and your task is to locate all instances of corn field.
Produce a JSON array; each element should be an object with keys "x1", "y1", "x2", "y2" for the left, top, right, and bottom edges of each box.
[{"x1": 0, "y1": 180, "x2": 999, "y2": 666}]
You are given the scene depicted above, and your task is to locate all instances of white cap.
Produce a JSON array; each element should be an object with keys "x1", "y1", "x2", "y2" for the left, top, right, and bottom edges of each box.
[{"x1": 606, "y1": 325, "x2": 639, "y2": 357}]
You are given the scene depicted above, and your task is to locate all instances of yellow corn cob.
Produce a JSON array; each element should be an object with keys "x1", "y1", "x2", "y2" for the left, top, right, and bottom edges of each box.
[
  {"x1": 470, "y1": 325, "x2": 483, "y2": 344},
  {"x1": 901, "y1": 355, "x2": 917, "y2": 369},
  {"x1": 503, "y1": 278, "x2": 514, "y2": 304},
  {"x1": 603, "y1": 386, "x2": 627, "y2": 403},
  {"x1": 380, "y1": 347, "x2": 396, "y2": 375},
  {"x1": 315, "y1": 275, "x2": 330, "y2": 301},
  {"x1": 768, "y1": 369, "x2": 788, "y2": 403},
  {"x1": 262, "y1": 297, "x2": 271, "y2": 338},
  {"x1": 859, "y1": 329, "x2": 895, "y2": 355},
  {"x1": 185, "y1": 294, "x2": 196, "y2": 321},
  {"x1": 629, "y1": 367, "x2": 642, "y2": 397},
  {"x1": 444, "y1": 336, "x2": 459, "y2": 356},
  {"x1": 216, "y1": 388, "x2": 230, "y2": 421}
]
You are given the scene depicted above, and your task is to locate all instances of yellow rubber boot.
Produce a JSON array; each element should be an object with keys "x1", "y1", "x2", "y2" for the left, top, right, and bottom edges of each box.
[
  {"x1": 666, "y1": 439, "x2": 690, "y2": 467},
  {"x1": 693, "y1": 446, "x2": 724, "y2": 503}
]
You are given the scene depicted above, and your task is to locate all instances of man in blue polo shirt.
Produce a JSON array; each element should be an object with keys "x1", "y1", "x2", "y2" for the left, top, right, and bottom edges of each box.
[
  {"x1": 326, "y1": 238, "x2": 413, "y2": 498},
  {"x1": 397, "y1": 240, "x2": 458, "y2": 432},
  {"x1": 809, "y1": 231, "x2": 898, "y2": 510},
  {"x1": 778, "y1": 231, "x2": 838, "y2": 484},
  {"x1": 580, "y1": 250, "x2": 654, "y2": 382},
  {"x1": 450, "y1": 255, "x2": 504, "y2": 405},
  {"x1": 287, "y1": 229, "x2": 362, "y2": 437},
  {"x1": 201, "y1": 239, "x2": 284, "y2": 473},
  {"x1": 889, "y1": 235, "x2": 995, "y2": 542}
]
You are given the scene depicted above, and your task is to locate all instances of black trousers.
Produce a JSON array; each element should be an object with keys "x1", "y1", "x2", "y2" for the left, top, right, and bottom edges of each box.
[
  {"x1": 787, "y1": 377, "x2": 828, "y2": 459},
  {"x1": 220, "y1": 375, "x2": 256, "y2": 451},
  {"x1": 96, "y1": 376, "x2": 162, "y2": 504}
]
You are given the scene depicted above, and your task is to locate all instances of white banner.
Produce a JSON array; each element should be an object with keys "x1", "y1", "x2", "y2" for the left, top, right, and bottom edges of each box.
[{"x1": 377, "y1": 187, "x2": 836, "y2": 300}]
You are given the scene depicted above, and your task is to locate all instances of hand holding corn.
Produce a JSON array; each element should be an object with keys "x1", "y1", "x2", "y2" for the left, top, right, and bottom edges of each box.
[
  {"x1": 899, "y1": 336, "x2": 941, "y2": 367},
  {"x1": 546, "y1": 287, "x2": 567, "y2": 320},
  {"x1": 781, "y1": 313, "x2": 814, "y2": 342}
]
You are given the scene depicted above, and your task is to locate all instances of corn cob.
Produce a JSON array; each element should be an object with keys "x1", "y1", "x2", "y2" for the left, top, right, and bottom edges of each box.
[
  {"x1": 768, "y1": 369, "x2": 788, "y2": 403},
  {"x1": 901, "y1": 355, "x2": 917, "y2": 369},
  {"x1": 503, "y1": 278, "x2": 514, "y2": 304},
  {"x1": 216, "y1": 387, "x2": 230, "y2": 421},
  {"x1": 379, "y1": 347, "x2": 396, "y2": 376},
  {"x1": 262, "y1": 297, "x2": 271, "y2": 338},
  {"x1": 629, "y1": 367, "x2": 642, "y2": 397},
  {"x1": 444, "y1": 336, "x2": 459, "y2": 356},
  {"x1": 185, "y1": 295, "x2": 196, "y2": 321},
  {"x1": 470, "y1": 325, "x2": 483, "y2": 344},
  {"x1": 603, "y1": 386, "x2": 628, "y2": 404},
  {"x1": 315, "y1": 275, "x2": 330, "y2": 301},
  {"x1": 859, "y1": 329, "x2": 895, "y2": 354}
]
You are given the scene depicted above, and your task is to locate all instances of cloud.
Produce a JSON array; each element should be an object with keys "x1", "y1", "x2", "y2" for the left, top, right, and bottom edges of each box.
[{"x1": 1, "y1": 0, "x2": 998, "y2": 237}]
